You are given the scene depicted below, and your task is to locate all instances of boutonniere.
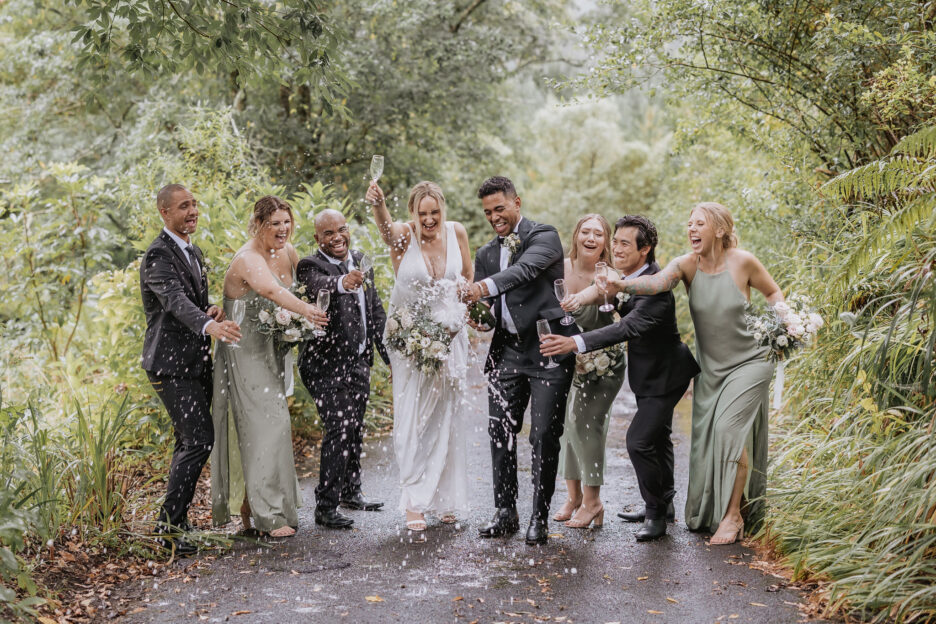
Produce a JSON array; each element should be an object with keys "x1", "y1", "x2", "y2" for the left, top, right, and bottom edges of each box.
[
  {"x1": 201, "y1": 256, "x2": 213, "y2": 278},
  {"x1": 504, "y1": 233, "x2": 522, "y2": 257},
  {"x1": 616, "y1": 291, "x2": 631, "y2": 304}
]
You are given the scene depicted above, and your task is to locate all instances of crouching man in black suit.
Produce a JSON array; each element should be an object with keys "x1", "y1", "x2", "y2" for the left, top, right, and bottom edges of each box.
[
  {"x1": 297, "y1": 209, "x2": 390, "y2": 529},
  {"x1": 141, "y1": 184, "x2": 242, "y2": 555},
  {"x1": 540, "y1": 215, "x2": 699, "y2": 541}
]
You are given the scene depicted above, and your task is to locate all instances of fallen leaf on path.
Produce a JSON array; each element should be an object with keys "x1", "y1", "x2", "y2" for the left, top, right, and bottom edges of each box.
[
  {"x1": 666, "y1": 597, "x2": 678, "y2": 603},
  {"x1": 637, "y1": 576, "x2": 649, "y2": 581},
  {"x1": 647, "y1": 610, "x2": 664, "y2": 614},
  {"x1": 749, "y1": 602, "x2": 767, "y2": 607},
  {"x1": 365, "y1": 595, "x2": 384, "y2": 602},
  {"x1": 231, "y1": 610, "x2": 252, "y2": 616},
  {"x1": 38, "y1": 618, "x2": 58, "y2": 624},
  {"x1": 453, "y1": 596, "x2": 464, "y2": 601}
]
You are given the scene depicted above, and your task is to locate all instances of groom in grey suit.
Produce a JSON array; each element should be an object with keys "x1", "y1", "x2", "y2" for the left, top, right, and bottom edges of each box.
[{"x1": 464, "y1": 176, "x2": 576, "y2": 545}]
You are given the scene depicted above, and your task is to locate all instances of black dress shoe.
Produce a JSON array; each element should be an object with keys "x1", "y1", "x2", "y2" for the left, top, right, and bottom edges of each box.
[
  {"x1": 315, "y1": 507, "x2": 354, "y2": 529},
  {"x1": 154, "y1": 531, "x2": 198, "y2": 556},
  {"x1": 478, "y1": 507, "x2": 520, "y2": 538},
  {"x1": 340, "y1": 492, "x2": 384, "y2": 511},
  {"x1": 525, "y1": 517, "x2": 549, "y2": 545},
  {"x1": 635, "y1": 518, "x2": 667, "y2": 542},
  {"x1": 617, "y1": 501, "x2": 676, "y2": 523}
]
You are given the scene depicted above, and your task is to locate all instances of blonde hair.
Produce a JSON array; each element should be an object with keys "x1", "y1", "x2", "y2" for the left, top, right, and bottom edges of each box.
[
  {"x1": 407, "y1": 181, "x2": 447, "y2": 241},
  {"x1": 568, "y1": 213, "x2": 612, "y2": 266},
  {"x1": 248, "y1": 195, "x2": 295, "y2": 239},
  {"x1": 691, "y1": 202, "x2": 738, "y2": 249}
]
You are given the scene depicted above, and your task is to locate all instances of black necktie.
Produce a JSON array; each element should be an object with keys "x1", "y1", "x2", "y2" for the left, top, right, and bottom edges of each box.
[
  {"x1": 339, "y1": 260, "x2": 365, "y2": 349},
  {"x1": 185, "y1": 245, "x2": 202, "y2": 284}
]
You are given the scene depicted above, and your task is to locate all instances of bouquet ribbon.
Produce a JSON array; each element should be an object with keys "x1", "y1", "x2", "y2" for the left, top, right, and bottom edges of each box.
[{"x1": 773, "y1": 360, "x2": 785, "y2": 410}]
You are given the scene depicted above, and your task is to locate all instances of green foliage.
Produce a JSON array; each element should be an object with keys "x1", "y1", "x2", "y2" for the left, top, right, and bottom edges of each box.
[{"x1": 577, "y1": 0, "x2": 936, "y2": 170}]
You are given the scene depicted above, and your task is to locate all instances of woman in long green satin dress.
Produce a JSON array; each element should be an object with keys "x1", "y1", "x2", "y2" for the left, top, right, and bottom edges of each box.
[
  {"x1": 211, "y1": 196, "x2": 327, "y2": 538},
  {"x1": 608, "y1": 202, "x2": 783, "y2": 544},
  {"x1": 554, "y1": 214, "x2": 626, "y2": 529}
]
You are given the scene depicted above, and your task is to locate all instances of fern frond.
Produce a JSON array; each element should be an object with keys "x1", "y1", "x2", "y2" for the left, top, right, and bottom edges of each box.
[
  {"x1": 892, "y1": 125, "x2": 936, "y2": 159},
  {"x1": 835, "y1": 195, "x2": 936, "y2": 291},
  {"x1": 824, "y1": 156, "x2": 931, "y2": 201}
]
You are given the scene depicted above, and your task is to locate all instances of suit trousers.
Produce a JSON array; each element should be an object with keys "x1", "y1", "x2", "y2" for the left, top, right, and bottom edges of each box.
[
  {"x1": 488, "y1": 341, "x2": 574, "y2": 521},
  {"x1": 147, "y1": 369, "x2": 214, "y2": 528},
  {"x1": 310, "y1": 359, "x2": 371, "y2": 510},
  {"x1": 627, "y1": 383, "x2": 688, "y2": 520}
]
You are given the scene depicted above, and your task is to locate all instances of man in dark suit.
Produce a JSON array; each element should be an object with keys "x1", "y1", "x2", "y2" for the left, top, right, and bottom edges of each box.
[
  {"x1": 141, "y1": 184, "x2": 241, "y2": 555},
  {"x1": 297, "y1": 209, "x2": 390, "y2": 530},
  {"x1": 540, "y1": 215, "x2": 700, "y2": 541},
  {"x1": 464, "y1": 176, "x2": 577, "y2": 545}
]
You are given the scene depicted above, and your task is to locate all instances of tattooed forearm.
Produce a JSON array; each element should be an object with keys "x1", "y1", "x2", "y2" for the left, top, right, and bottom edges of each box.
[{"x1": 622, "y1": 263, "x2": 682, "y2": 296}]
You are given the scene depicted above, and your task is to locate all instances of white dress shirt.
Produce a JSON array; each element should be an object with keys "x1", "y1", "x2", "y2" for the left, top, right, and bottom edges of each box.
[
  {"x1": 481, "y1": 217, "x2": 524, "y2": 334},
  {"x1": 163, "y1": 227, "x2": 212, "y2": 336},
  {"x1": 572, "y1": 262, "x2": 650, "y2": 354},
  {"x1": 323, "y1": 251, "x2": 368, "y2": 355}
]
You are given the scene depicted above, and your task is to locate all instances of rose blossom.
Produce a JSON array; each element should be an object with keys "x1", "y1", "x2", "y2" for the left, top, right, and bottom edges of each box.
[
  {"x1": 776, "y1": 335, "x2": 789, "y2": 347},
  {"x1": 275, "y1": 308, "x2": 292, "y2": 326}
]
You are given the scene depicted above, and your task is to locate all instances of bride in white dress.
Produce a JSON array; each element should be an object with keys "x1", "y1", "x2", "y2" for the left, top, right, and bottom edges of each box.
[{"x1": 366, "y1": 180, "x2": 472, "y2": 531}]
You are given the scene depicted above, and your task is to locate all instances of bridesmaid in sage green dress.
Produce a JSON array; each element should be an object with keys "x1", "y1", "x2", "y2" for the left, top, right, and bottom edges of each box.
[
  {"x1": 554, "y1": 214, "x2": 626, "y2": 529},
  {"x1": 607, "y1": 202, "x2": 783, "y2": 544},
  {"x1": 211, "y1": 196, "x2": 327, "y2": 538}
]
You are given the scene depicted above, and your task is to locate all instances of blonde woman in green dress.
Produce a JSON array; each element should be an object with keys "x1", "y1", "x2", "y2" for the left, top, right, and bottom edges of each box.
[
  {"x1": 600, "y1": 202, "x2": 783, "y2": 545},
  {"x1": 552, "y1": 214, "x2": 626, "y2": 529}
]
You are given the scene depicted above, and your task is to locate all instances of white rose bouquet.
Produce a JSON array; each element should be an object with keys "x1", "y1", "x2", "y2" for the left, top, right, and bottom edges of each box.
[
  {"x1": 255, "y1": 284, "x2": 317, "y2": 343},
  {"x1": 574, "y1": 343, "x2": 626, "y2": 387},
  {"x1": 744, "y1": 294, "x2": 824, "y2": 361},
  {"x1": 385, "y1": 280, "x2": 467, "y2": 374}
]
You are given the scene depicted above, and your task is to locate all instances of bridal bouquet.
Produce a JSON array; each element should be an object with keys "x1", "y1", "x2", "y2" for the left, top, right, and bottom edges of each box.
[
  {"x1": 255, "y1": 285, "x2": 317, "y2": 343},
  {"x1": 744, "y1": 294, "x2": 824, "y2": 361},
  {"x1": 574, "y1": 343, "x2": 626, "y2": 387},
  {"x1": 385, "y1": 280, "x2": 467, "y2": 374}
]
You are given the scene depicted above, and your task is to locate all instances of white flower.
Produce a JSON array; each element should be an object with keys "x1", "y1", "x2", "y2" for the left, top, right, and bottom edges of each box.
[
  {"x1": 427, "y1": 341, "x2": 447, "y2": 359},
  {"x1": 805, "y1": 323, "x2": 817, "y2": 335},
  {"x1": 275, "y1": 308, "x2": 292, "y2": 326},
  {"x1": 787, "y1": 314, "x2": 803, "y2": 328},
  {"x1": 420, "y1": 336, "x2": 431, "y2": 349},
  {"x1": 301, "y1": 318, "x2": 315, "y2": 331},
  {"x1": 808, "y1": 312, "x2": 824, "y2": 328},
  {"x1": 584, "y1": 360, "x2": 596, "y2": 372},
  {"x1": 400, "y1": 310, "x2": 414, "y2": 329},
  {"x1": 753, "y1": 331, "x2": 763, "y2": 341},
  {"x1": 616, "y1": 292, "x2": 631, "y2": 304},
  {"x1": 595, "y1": 354, "x2": 611, "y2": 372},
  {"x1": 386, "y1": 317, "x2": 399, "y2": 334},
  {"x1": 776, "y1": 335, "x2": 789, "y2": 347},
  {"x1": 774, "y1": 302, "x2": 790, "y2": 316},
  {"x1": 789, "y1": 324, "x2": 805, "y2": 338},
  {"x1": 258, "y1": 309, "x2": 271, "y2": 323},
  {"x1": 283, "y1": 327, "x2": 302, "y2": 342},
  {"x1": 504, "y1": 233, "x2": 522, "y2": 255}
]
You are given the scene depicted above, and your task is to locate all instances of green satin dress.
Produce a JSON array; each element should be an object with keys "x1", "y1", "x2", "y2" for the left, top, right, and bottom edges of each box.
[
  {"x1": 558, "y1": 303, "x2": 627, "y2": 486},
  {"x1": 211, "y1": 285, "x2": 302, "y2": 532},
  {"x1": 685, "y1": 269, "x2": 774, "y2": 534}
]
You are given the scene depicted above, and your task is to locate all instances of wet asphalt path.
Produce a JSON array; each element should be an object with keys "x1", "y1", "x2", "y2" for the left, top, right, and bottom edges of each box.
[{"x1": 120, "y1": 346, "x2": 822, "y2": 623}]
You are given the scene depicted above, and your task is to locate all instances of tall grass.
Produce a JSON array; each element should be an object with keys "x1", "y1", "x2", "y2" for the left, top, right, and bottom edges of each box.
[{"x1": 761, "y1": 125, "x2": 936, "y2": 622}]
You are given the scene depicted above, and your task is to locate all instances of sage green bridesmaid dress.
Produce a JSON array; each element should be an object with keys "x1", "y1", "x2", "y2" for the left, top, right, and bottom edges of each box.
[
  {"x1": 558, "y1": 303, "x2": 627, "y2": 486},
  {"x1": 211, "y1": 277, "x2": 302, "y2": 532},
  {"x1": 685, "y1": 268, "x2": 774, "y2": 534}
]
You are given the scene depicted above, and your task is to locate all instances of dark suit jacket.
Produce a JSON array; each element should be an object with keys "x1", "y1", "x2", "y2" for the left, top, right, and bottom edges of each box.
[
  {"x1": 474, "y1": 218, "x2": 576, "y2": 373},
  {"x1": 140, "y1": 230, "x2": 213, "y2": 377},
  {"x1": 296, "y1": 250, "x2": 390, "y2": 388},
  {"x1": 579, "y1": 262, "x2": 700, "y2": 397}
]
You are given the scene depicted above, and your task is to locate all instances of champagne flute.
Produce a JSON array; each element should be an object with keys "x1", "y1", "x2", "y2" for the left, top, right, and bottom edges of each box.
[
  {"x1": 313, "y1": 289, "x2": 330, "y2": 337},
  {"x1": 536, "y1": 319, "x2": 559, "y2": 369},
  {"x1": 370, "y1": 155, "x2": 384, "y2": 182},
  {"x1": 555, "y1": 279, "x2": 575, "y2": 326},
  {"x1": 357, "y1": 253, "x2": 373, "y2": 288},
  {"x1": 229, "y1": 299, "x2": 245, "y2": 348},
  {"x1": 595, "y1": 262, "x2": 614, "y2": 312}
]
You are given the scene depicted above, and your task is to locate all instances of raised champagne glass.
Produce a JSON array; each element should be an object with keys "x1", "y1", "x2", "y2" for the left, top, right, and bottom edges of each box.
[
  {"x1": 229, "y1": 299, "x2": 245, "y2": 348},
  {"x1": 537, "y1": 319, "x2": 559, "y2": 369},
  {"x1": 357, "y1": 253, "x2": 373, "y2": 288},
  {"x1": 595, "y1": 262, "x2": 614, "y2": 312},
  {"x1": 555, "y1": 279, "x2": 575, "y2": 326},
  {"x1": 370, "y1": 155, "x2": 384, "y2": 182},
  {"x1": 313, "y1": 289, "x2": 330, "y2": 337}
]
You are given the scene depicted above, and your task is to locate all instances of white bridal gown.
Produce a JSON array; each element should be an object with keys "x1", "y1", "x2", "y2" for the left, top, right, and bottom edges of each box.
[{"x1": 386, "y1": 221, "x2": 469, "y2": 516}]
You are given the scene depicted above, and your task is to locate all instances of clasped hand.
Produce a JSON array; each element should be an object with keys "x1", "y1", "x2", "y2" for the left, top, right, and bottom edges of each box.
[
  {"x1": 305, "y1": 304, "x2": 329, "y2": 329},
  {"x1": 343, "y1": 269, "x2": 365, "y2": 291}
]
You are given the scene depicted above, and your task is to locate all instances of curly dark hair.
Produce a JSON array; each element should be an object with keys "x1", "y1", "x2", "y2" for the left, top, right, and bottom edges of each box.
[
  {"x1": 615, "y1": 215, "x2": 658, "y2": 265},
  {"x1": 477, "y1": 176, "x2": 517, "y2": 199}
]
